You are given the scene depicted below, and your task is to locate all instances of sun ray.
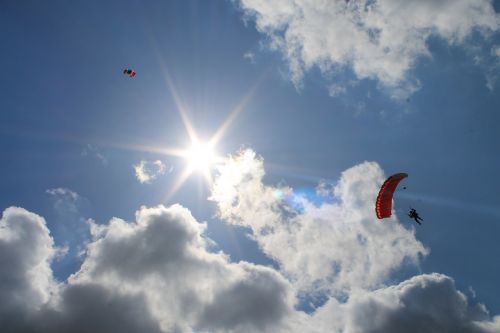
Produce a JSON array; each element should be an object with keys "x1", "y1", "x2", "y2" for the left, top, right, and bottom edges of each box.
[
  {"x1": 97, "y1": 141, "x2": 187, "y2": 158},
  {"x1": 164, "y1": 74, "x2": 199, "y2": 144},
  {"x1": 163, "y1": 166, "x2": 193, "y2": 203},
  {"x1": 152, "y1": 44, "x2": 199, "y2": 145},
  {"x1": 208, "y1": 71, "x2": 268, "y2": 147}
]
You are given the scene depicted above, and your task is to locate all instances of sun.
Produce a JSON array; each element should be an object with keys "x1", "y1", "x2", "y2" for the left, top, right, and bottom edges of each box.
[
  {"x1": 186, "y1": 141, "x2": 217, "y2": 173},
  {"x1": 160, "y1": 135, "x2": 224, "y2": 199}
]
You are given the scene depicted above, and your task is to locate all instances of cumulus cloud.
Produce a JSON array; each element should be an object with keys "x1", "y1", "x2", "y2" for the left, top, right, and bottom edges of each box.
[
  {"x1": 0, "y1": 207, "x2": 56, "y2": 331},
  {"x1": 77, "y1": 204, "x2": 293, "y2": 332},
  {"x1": 134, "y1": 160, "x2": 170, "y2": 184},
  {"x1": 237, "y1": 0, "x2": 500, "y2": 98},
  {"x1": 211, "y1": 149, "x2": 428, "y2": 293},
  {"x1": 0, "y1": 204, "x2": 294, "y2": 333},
  {"x1": 309, "y1": 273, "x2": 500, "y2": 333}
]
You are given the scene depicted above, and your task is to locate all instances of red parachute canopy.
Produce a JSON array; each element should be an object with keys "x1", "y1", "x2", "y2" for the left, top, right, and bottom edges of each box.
[
  {"x1": 375, "y1": 173, "x2": 408, "y2": 219},
  {"x1": 123, "y1": 68, "x2": 136, "y2": 77}
]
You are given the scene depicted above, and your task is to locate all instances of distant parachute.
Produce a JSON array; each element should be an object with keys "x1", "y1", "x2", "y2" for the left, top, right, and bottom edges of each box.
[
  {"x1": 375, "y1": 173, "x2": 408, "y2": 219},
  {"x1": 123, "y1": 68, "x2": 136, "y2": 77}
]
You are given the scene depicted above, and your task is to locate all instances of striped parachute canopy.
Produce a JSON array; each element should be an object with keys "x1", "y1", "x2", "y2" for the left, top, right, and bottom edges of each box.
[{"x1": 375, "y1": 173, "x2": 408, "y2": 219}]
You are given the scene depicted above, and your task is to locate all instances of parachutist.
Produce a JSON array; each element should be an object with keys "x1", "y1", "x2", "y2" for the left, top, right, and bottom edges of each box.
[
  {"x1": 123, "y1": 68, "x2": 136, "y2": 77},
  {"x1": 408, "y1": 208, "x2": 423, "y2": 225}
]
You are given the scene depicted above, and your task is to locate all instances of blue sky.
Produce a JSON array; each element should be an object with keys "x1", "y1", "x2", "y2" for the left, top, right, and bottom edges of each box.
[{"x1": 1, "y1": 1, "x2": 500, "y2": 332}]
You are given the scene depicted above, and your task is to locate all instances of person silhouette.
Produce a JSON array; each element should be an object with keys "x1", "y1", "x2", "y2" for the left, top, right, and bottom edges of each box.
[{"x1": 408, "y1": 208, "x2": 423, "y2": 225}]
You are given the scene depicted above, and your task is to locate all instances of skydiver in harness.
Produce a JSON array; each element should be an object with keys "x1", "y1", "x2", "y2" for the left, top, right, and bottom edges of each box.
[{"x1": 408, "y1": 208, "x2": 423, "y2": 225}]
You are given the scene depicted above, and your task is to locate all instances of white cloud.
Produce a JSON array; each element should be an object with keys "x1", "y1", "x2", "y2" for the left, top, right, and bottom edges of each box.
[
  {"x1": 238, "y1": 0, "x2": 500, "y2": 98},
  {"x1": 74, "y1": 204, "x2": 295, "y2": 332},
  {"x1": 134, "y1": 160, "x2": 170, "y2": 184},
  {"x1": 81, "y1": 144, "x2": 107, "y2": 165},
  {"x1": 0, "y1": 207, "x2": 56, "y2": 325},
  {"x1": 471, "y1": 42, "x2": 500, "y2": 91},
  {"x1": 328, "y1": 84, "x2": 346, "y2": 97},
  {"x1": 211, "y1": 149, "x2": 428, "y2": 293},
  {"x1": 244, "y1": 51, "x2": 257, "y2": 64},
  {"x1": 485, "y1": 45, "x2": 500, "y2": 90},
  {"x1": 308, "y1": 273, "x2": 500, "y2": 333},
  {"x1": 46, "y1": 188, "x2": 79, "y2": 202},
  {"x1": 46, "y1": 188, "x2": 82, "y2": 220},
  {"x1": 492, "y1": 45, "x2": 500, "y2": 58},
  {"x1": 315, "y1": 179, "x2": 335, "y2": 197}
]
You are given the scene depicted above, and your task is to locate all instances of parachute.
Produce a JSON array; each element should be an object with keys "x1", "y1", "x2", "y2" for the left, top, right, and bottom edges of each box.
[
  {"x1": 375, "y1": 173, "x2": 408, "y2": 219},
  {"x1": 123, "y1": 68, "x2": 136, "y2": 77}
]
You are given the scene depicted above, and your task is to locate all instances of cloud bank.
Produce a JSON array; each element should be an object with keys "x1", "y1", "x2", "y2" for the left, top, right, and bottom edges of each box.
[
  {"x1": 237, "y1": 0, "x2": 500, "y2": 97},
  {"x1": 1, "y1": 149, "x2": 499, "y2": 332},
  {"x1": 0, "y1": 204, "x2": 293, "y2": 333}
]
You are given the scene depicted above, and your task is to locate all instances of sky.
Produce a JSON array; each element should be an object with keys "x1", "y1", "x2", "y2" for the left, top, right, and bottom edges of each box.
[{"x1": 1, "y1": 1, "x2": 500, "y2": 332}]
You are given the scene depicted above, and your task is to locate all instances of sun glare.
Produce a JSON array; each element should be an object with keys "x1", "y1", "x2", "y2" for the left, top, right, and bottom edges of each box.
[{"x1": 186, "y1": 141, "x2": 216, "y2": 173}]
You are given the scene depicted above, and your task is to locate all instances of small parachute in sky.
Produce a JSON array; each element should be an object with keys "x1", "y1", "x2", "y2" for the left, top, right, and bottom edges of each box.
[
  {"x1": 123, "y1": 68, "x2": 136, "y2": 77},
  {"x1": 375, "y1": 173, "x2": 408, "y2": 219}
]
